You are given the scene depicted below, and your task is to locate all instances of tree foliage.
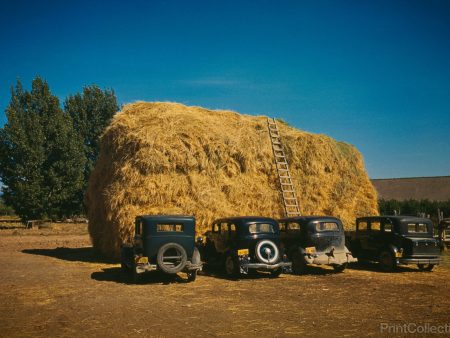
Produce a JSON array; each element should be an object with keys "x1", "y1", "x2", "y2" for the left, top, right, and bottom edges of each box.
[
  {"x1": 379, "y1": 198, "x2": 450, "y2": 224},
  {"x1": 64, "y1": 86, "x2": 118, "y2": 208},
  {"x1": 0, "y1": 77, "x2": 85, "y2": 221}
]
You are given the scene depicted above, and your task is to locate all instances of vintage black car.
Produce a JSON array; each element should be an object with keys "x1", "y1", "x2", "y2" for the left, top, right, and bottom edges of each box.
[
  {"x1": 121, "y1": 215, "x2": 202, "y2": 282},
  {"x1": 438, "y1": 218, "x2": 450, "y2": 250},
  {"x1": 202, "y1": 216, "x2": 291, "y2": 277},
  {"x1": 278, "y1": 216, "x2": 356, "y2": 273},
  {"x1": 346, "y1": 216, "x2": 441, "y2": 271}
]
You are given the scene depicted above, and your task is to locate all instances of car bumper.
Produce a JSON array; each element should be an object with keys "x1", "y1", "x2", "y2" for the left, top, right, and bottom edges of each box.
[
  {"x1": 398, "y1": 257, "x2": 441, "y2": 265},
  {"x1": 305, "y1": 251, "x2": 357, "y2": 265},
  {"x1": 242, "y1": 261, "x2": 292, "y2": 271},
  {"x1": 135, "y1": 261, "x2": 203, "y2": 274}
]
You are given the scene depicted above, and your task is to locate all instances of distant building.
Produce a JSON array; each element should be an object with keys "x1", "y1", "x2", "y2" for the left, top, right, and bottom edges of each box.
[{"x1": 371, "y1": 176, "x2": 450, "y2": 201}]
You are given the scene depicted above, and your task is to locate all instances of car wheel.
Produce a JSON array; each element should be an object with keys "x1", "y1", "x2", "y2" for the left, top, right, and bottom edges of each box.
[
  {"x1": 187, "y1": 270, "x2": 198, "y2": 282},
  {"x1": 417, "y1": 264, "x2": 435, "y2": 271},
  {"x1": 157, "y1": 243, "x2": 188, "y2": 274},
  {"x1": 292, "y1": 251, "x2": 306, "y2": 275},
  {"x1": 224, "y1": 253, "x2": 239, "y2": 278},
  {"x1": 379, "y1": 251, "x2": 396, "y2": 272},
  {"x1": 270, "y1": 268, "x2": 282, "y2": 278},
  {"x1": 333, "y1": 263, "x2": 347, "y2": 273}
]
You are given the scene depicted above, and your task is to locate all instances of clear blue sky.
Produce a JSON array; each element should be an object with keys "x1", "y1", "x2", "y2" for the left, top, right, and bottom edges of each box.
[{"x1": 1, "y1": 0, "x2": 449, "y2": 179}]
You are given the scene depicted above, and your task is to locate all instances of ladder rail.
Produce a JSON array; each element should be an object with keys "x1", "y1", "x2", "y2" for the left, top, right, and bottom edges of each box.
[{"x1": 267, "y1": 117, "x2": 301, "y2": 217}]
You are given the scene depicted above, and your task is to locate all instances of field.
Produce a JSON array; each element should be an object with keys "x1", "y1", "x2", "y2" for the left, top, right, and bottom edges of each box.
[{"x1": 0, "y1": 225, "x2": 449, "y2": 337}]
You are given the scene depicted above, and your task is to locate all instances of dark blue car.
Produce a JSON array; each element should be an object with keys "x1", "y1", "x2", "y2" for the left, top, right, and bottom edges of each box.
[
  {"x1": 201, "y1": 216, "x2": 291, "y2": 278},
  {"x1": 121, "y1": 215, "x2": 202, "y2": 282}
]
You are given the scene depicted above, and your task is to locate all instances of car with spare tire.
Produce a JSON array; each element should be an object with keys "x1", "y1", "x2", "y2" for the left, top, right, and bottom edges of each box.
[
  {"x1": 201, "y1": 216, "x2": 291, "y2": 278},
  {"x1": 278, "y1": 216, "x2": 356, "y2": 274},
  {"x1": 120, "y1": 215, "x2": 202, "y2": 282},
  {"x1": 346, "y1": 216, "x2": 441, "y2": 271}
]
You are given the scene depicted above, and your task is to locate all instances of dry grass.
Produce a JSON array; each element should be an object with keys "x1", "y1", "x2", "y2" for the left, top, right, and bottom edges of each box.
[{"x1": 86, "y1": 102, "x2": 378, "y2": 258}]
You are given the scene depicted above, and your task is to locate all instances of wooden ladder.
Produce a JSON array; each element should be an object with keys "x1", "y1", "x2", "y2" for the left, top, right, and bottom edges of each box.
[{"x1": 267, "y1": 117, "x2": 301, "y2": 217}]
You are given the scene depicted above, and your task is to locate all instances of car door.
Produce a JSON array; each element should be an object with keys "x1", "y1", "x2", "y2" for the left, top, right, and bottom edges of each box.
[
  {"x1": 356, "y1": 220, "x2": 371, "y2": 258},
  {"x1": 367, "y1": 219, "x2": 383, "y2": 254}
]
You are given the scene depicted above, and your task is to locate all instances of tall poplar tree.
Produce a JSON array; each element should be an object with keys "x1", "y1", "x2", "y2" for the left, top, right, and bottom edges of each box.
[{"x1": 0, "y1": 77, "x2": 85, "y2": 220}]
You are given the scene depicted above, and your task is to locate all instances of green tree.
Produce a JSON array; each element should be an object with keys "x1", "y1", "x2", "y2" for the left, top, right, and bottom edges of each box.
[
  {"x1": 64, "y1": 85, "x2": 118, "y2": 208},
  {"x1": 0, "y1": 77, "x2": 85, "y2": 221}
]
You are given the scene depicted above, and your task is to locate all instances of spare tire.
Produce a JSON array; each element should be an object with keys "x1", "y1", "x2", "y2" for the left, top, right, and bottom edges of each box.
[
  {"x1": 157, "y1": 243, "x2": 187, "y2": 274},
  {"x1": 255, "y1": 240, "x2": 279, "y2": 264}
]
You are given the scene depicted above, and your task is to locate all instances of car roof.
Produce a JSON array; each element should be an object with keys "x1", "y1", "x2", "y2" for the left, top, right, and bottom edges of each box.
[
  {"x1": 213, "y1": 216, "x2": 277, "y2": 223},
  {"x1": 137, "y1": 215, "x2": 195, "y2": 222},
  {"x1": 278, "y1": 215, "x2": 341, "y2": 223},
  {"x1": 356, "y1": 215, "x2": 431, "y2": 223}
]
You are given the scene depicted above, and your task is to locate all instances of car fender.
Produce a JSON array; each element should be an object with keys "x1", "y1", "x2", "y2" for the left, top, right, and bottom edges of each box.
[{"x1": 387, "y1": 244, "x2": 400, "y2": 255}]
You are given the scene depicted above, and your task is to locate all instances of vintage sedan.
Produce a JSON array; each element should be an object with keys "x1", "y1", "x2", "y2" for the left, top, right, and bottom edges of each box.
[
  {"x1": 346, "y1": 216, "x2": 441, "y2": 271},
  {"x1": 278, "y1": 216, "x2": 356, "y2": 273},
  {"x1": 201, "y1": 216, "x2": 291, "y2": 278},
  {"x1": 121, "y1": 215, "x2": 202, "y2": 282}
]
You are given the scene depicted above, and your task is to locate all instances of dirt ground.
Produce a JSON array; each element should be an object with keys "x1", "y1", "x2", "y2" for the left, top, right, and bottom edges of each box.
[{"x1": 0, "y1": 226, "x2": 449, "y2": 337}]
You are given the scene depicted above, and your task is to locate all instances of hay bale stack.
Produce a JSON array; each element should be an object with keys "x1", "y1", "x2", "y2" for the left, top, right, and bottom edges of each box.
[{"x1": 86, "y1": 102, "x2": 378, "y2": 258}]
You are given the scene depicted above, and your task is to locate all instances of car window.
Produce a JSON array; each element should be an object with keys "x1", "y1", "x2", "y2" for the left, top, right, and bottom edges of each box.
[
  {"x1": 156, "y1": 224, "x2": 183, "y2": 232},
  {"x1": 358, "y1": 221, "x2": 368, "y2": 231},
  {"x1": 316, "y1": 222, "x2": 339, "y2": 232},
  {"x1": 135, "y1": 218, "x2": 142, "y2": 235},
  {"x1": 213, "y1": 223, "x2": 219, "y2": 233},
  {"x1": 407, "y1": 223, "x2": 428, "y2": 233},
  {"x1": 370, "y1": 221, "x2": 381, "y2": 231},
  {"x1": 384, "y1": 222, "x2": 392, "y2": 232},
  {"x1": 249, "y1": 223, "x2": 276, "y2": 234},
  {"x1": 287, "y1": 222, "x2": 301, "y2": 232},
  {"x1": 229, "y1": 223, "x2": 236, "y2": 233},
  {"x1": 220, "y1": 222, "x2": 228, "y2": 234},
  {"x1": 279, "y1": 222, "x2": 286, "y2": 232}
]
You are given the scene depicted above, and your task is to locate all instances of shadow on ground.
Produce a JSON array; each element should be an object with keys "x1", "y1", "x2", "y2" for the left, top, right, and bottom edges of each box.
[
  {"x1": 347, "y1": 261, "x2": 423, "y2": 273},
  {"x1": 91, "y1": 267, "x2": 193, "y2": 285},
  {"x1": 22, "y1": 247, "x2": 116, "y2": 264}
]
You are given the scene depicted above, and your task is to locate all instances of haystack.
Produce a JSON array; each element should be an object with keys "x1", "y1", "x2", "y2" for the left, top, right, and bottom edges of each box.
[{"x1": 86, "y1": 102, "x2": 378, "y2": 259}]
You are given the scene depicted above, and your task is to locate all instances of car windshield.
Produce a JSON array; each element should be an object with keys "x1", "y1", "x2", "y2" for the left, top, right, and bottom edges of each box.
[
  {"x1": 406, "y1": 223, "x2": 429, "y2": 234},
  {"x1": 316, "y1": 222, "x2": 339, "y2": 232},
  {"x1": 248, "y1": 223, "x2": 276, "y2": 234}
]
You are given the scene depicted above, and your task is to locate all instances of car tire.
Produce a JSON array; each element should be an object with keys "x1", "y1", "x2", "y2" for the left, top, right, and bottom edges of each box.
[
  {"x1": 255, "y1": 240, "x2": 279, "y2": 264},
  {"x1": 417, "y1": 264, "x2": 435, "y2": 272},
  {"x1": 333, "y1": 263, "x2": 347, "y2": 273},
  {"x1": 157, "y1": 243, "x2": 188, "y2": 274},
  {"x1": 292, "y1": 251, "x2": 306, "y2": 275},
  {"x1": 187, "y1": 270, "x2": 197, "y2": 282},
  {"x1": 224, "y1": 252, "x2": 239, "y2": 278},
  {"x1": 379, "y1": 251, "x2": 396, "y2": 272}
]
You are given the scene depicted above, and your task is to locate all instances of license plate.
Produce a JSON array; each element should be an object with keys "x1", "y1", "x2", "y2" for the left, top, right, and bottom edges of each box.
[
  {"x1": 305, "y1": 246, "x2": 316, "y2": 254},
  {"x1": 135, "y1": 256, "x2": 148, "y2": 264},
  {"x1": 237, "y1": 249, "x2": 249, "y2": 256}
]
